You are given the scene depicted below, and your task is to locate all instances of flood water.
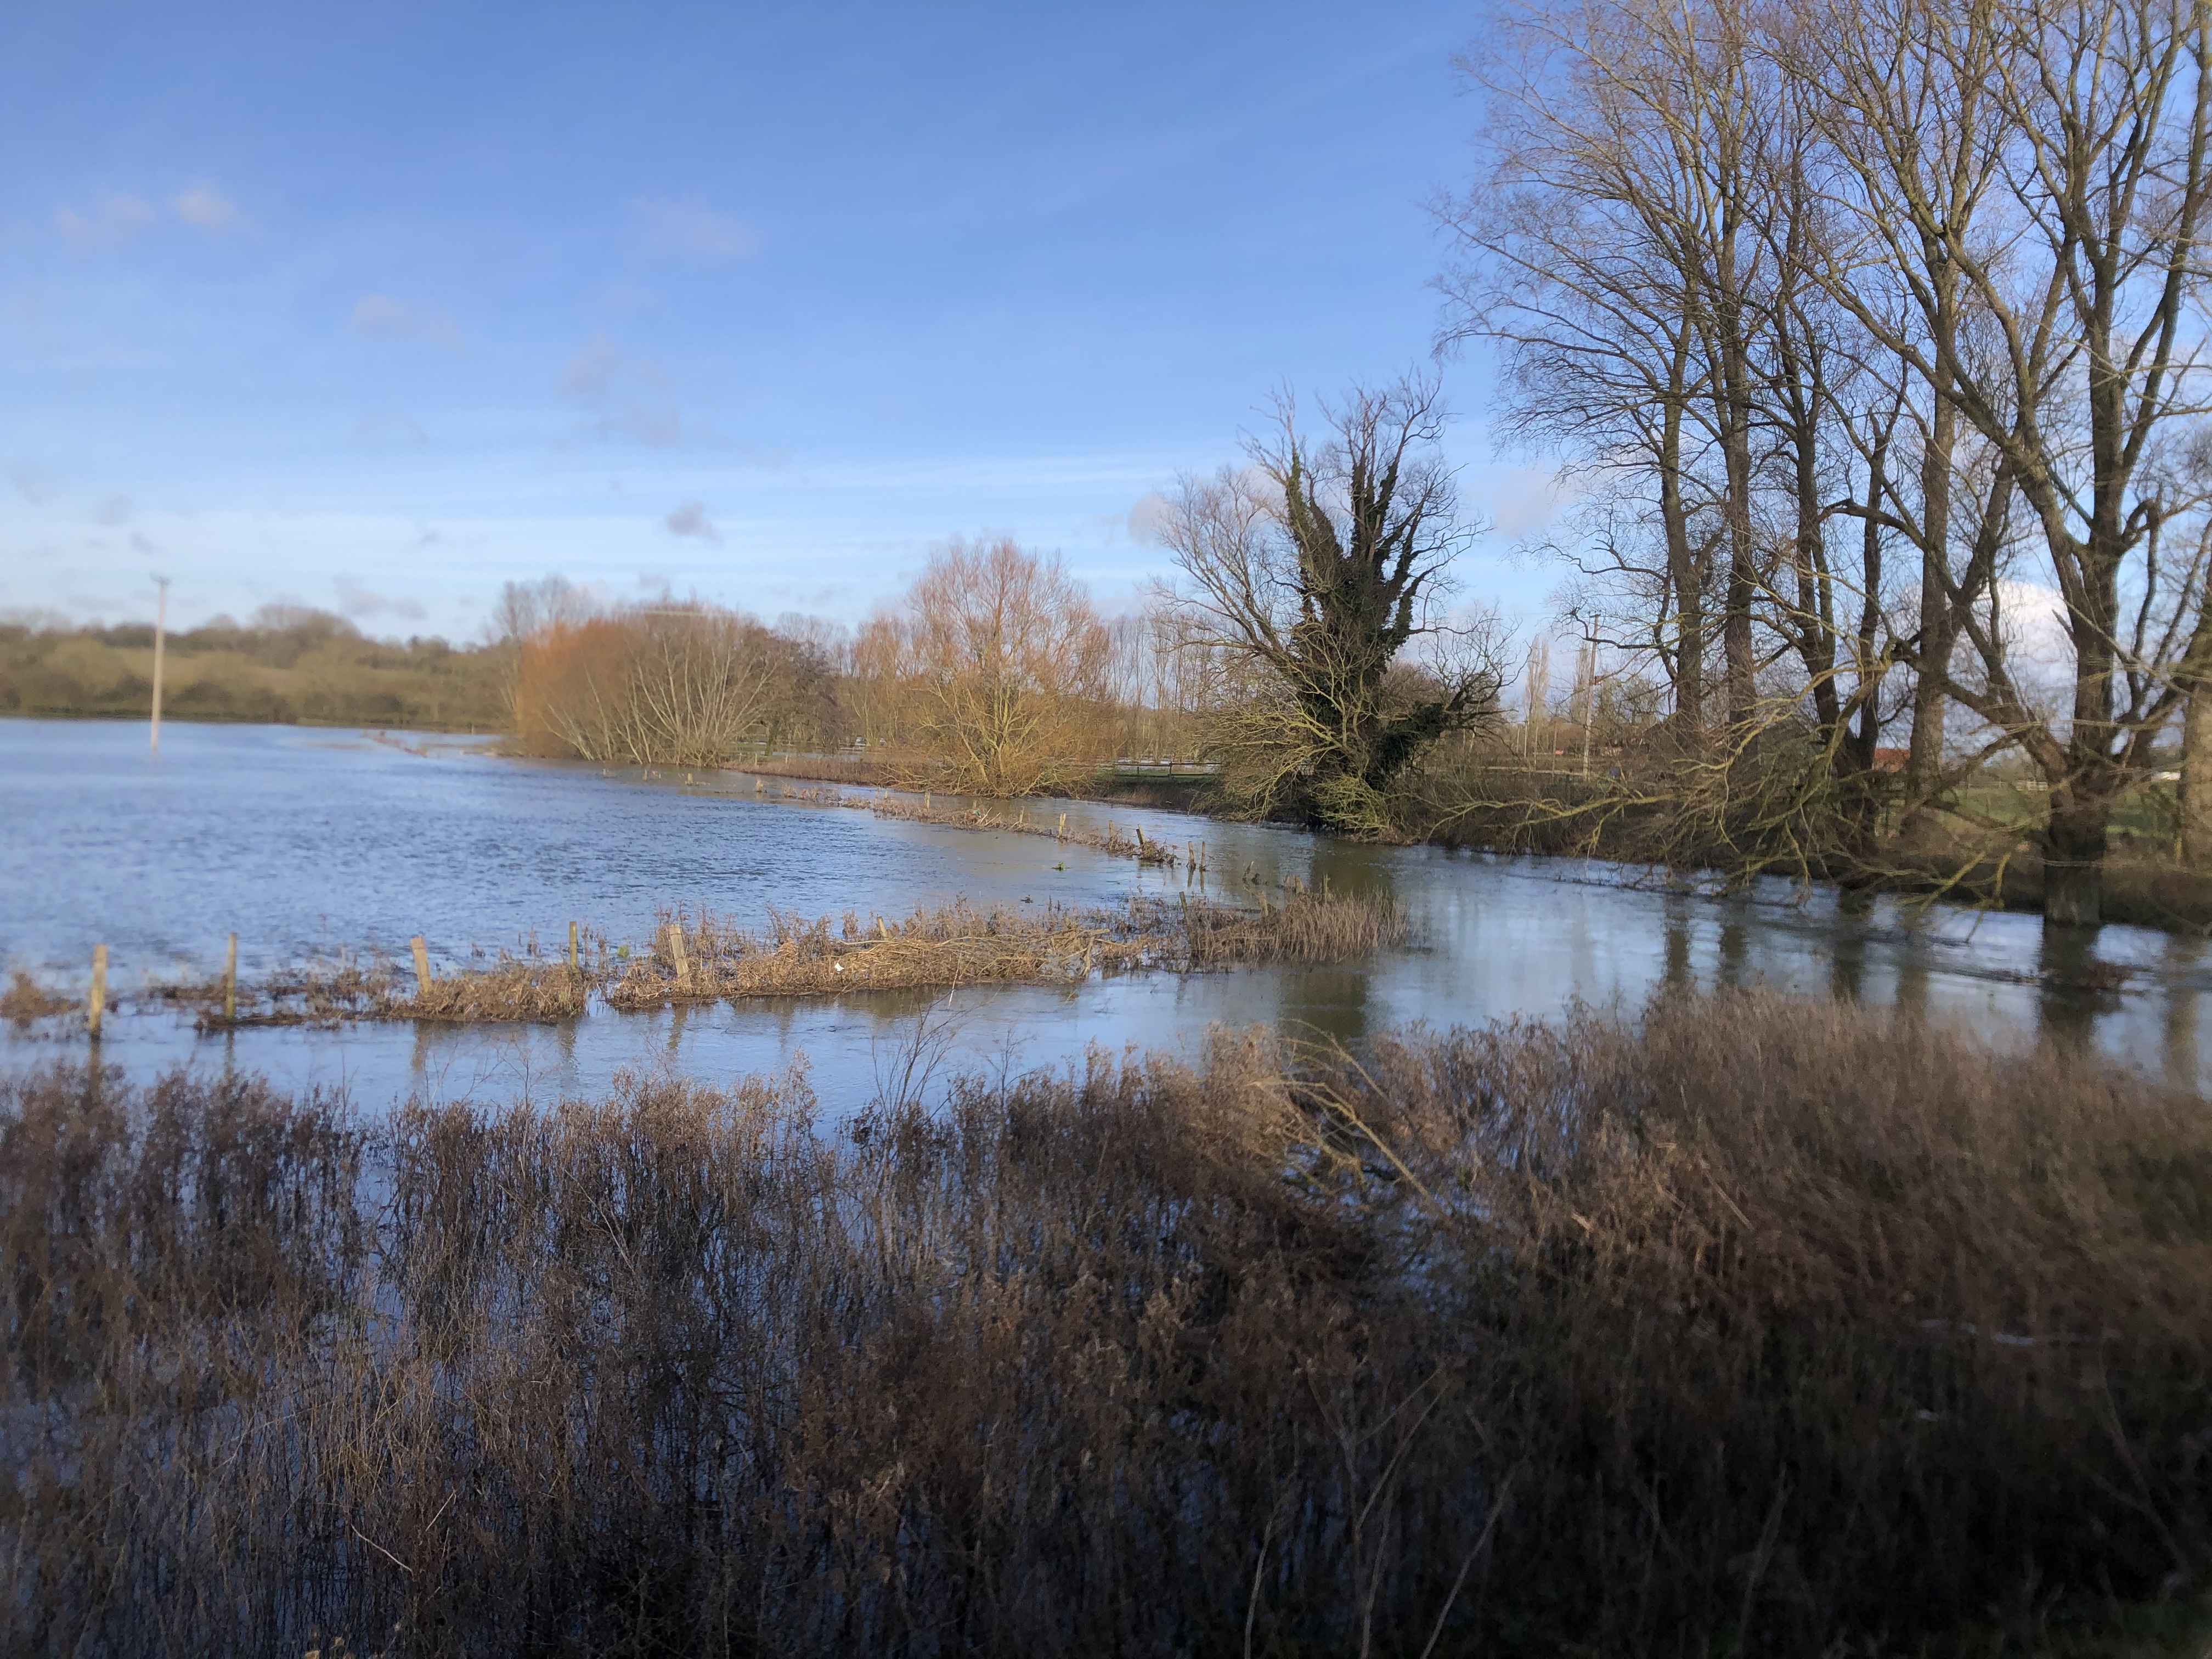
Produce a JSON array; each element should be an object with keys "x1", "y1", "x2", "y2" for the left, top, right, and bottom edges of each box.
[{"x1": 4, "y1": 718, "x2": 2207, "y2": 1107}]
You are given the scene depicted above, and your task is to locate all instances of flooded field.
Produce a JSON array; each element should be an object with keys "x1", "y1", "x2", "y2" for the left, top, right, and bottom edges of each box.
[{"x1": 4, "y1": 717, "x2": 2206, "y2": 1103}]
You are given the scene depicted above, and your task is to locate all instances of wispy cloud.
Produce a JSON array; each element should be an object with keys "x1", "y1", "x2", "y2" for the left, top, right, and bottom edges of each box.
[
  {"x1": 349, "y1": 294, "x2": 465, "y2": 352},
  {"x1": 1125, "y1": 492, "x2": 1173, "y2": 544},
  {"x1": 334, "y1": 575, "x2": 428, "y2": 622},
  {"x1": 92, "y1": 494, "x2": 134, "y2": 527},
  {"x1": 8, "y1": 462, "x2": 59, "y2": 506},
  {"x1": 170, "y1": 185, "x2": 241, "y2": 230},
  {"x1": 633, "y1": 199, "x2": 758, "y2": 261},
  {"x1": 55, "y1": 185, "x2": 242, "y2": 249},
  {"x1": 560, "y1": 335, "x2": 687, "y2": 447},
  {"x1": 664, "y1": 501, "x2": 721, "y2": 544},
  {"x1": 57, "y1": 195, "x2": 157, "y2": 251},
  {"x1": 560, "y1": 335, "x2": 626, "y2": 399}
]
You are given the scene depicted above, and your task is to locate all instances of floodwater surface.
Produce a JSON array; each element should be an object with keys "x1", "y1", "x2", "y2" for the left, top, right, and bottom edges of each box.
[{"x1": 4, "y1": 719, "x2": 2206, "y2": 1105}]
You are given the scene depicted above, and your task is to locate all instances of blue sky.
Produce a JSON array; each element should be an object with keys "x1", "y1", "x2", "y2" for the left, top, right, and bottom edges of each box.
[{"x1": 0, "y1": 0, "x2": 1564, "y2": 640}]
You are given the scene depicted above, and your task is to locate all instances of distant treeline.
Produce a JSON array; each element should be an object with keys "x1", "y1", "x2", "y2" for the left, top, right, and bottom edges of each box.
[{"x1": 0, "y1": 607, "x2": 505, "y2": 731}]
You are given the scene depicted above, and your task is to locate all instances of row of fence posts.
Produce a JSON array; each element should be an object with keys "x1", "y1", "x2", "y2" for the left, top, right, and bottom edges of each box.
[{"x1": 77, "y1": 919, "x2": 589, "y2": 1038}]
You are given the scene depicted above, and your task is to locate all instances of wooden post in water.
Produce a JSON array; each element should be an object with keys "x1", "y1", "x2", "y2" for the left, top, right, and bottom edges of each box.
[
  {"x1": 149, "y1": 576, "x2": 169, "y2": 754},
  {"x1": 568, "y1": 920, "x2": 579, "y2": 970},
  {"x1": 1057, "y1": 812, "x2": 1066, "y2": 842},
  {"x1": 88, "y1": 944, "x2": 108, "y2": 1037},
  {"x1": 666, "y1": 923, "x2": 691, "y2": 987},
  {"x1": 410, "y1": 936, "x2": 433, "y2": 996},
  {"x1": 224, "y1": 933, "x2": 238, "y2": 1024}
]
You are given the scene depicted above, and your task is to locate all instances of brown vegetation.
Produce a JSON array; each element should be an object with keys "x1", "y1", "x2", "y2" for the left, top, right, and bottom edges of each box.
[
  {"x1": 179, "y1": 889, "x2": 1401, "y2": 1027},
  {"x1": 1, "y1": 970, "x2": 74, "y2": 1028},
  {"x1": 190, "y1": 952, "x2": 590, "y2": 1029},
  {"x1": 511, "y1": 603, "x2": 828, "y2": 766},
  {"x1": 603, "y1": 887, "x2": 1402, "y2": 1008},
  {"x1": 3, "y1": 991, "x2": 2205, "y2": 1655},
  {"x1": 503, "y1": 546, "x2": 1207, "y2": 798}
]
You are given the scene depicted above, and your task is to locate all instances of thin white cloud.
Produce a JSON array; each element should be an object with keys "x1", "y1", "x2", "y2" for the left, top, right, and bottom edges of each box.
[
  {"x1": 633, "y1": 199, "x2": 758, "y2": 261},
  {"x1": 559, "y1": 336, "x2": 686, "y2": 447},
  {"x1": 1125, "y1": 492, "x2": 1174, "y2": 544},
  {"x1": 92, "y1": 494, "x2": 134, "y2": 527},
  {"x1": 349, "y1": 294, "x2": 464, "y2": 352},
  {"x1": 170, "y1": 185, "x2": 241, "y2": 230},
  {"x1": 334, "y1": 575, "x2": 428, "y2": 623},
  {"x1": 56, "y1": 195, "x2": 157, "y2": 251},
  {"x1": 664, "y1": 501, "x2": 721, "y2": 544}
]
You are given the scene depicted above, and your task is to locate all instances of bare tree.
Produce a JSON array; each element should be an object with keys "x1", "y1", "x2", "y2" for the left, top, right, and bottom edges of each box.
[
  {"x1": 902, "y1": 539, "x2": 1113, "y2": 797},
  {"x1": 1803, "y1": 0, "x2": 2212, "y2": 922},
  {"x1": 1159, "y1": 375, "x2": 1499, "y2": 833}
]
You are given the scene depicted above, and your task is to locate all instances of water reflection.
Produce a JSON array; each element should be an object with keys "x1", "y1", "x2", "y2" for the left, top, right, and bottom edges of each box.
[{"x1": 4, "y1": 719, "x2": 2209, "y2": 1105}]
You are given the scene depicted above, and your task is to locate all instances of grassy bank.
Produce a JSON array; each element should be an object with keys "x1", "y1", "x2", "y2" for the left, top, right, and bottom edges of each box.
[{"x1": 3, "y1": 990, "x2": 2207, "y2": 1655}]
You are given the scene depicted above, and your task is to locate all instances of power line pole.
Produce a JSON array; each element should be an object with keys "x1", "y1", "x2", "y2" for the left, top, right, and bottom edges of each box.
[{"x1": 150, "y1": 576, "x2": 170, "y2": 754}]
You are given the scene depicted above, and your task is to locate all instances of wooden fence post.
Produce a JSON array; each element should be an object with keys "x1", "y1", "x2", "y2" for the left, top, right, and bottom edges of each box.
[
  {"x1": 88, "y1": 944, "x2": 108, "y2": 1038},
  {"x1": 224, "y1": 933, "x2": 238, "y2": 1024},
  {"x1": 666, "y1": 924, "x2": 691, "y2": 988},
  {"x1": 410, "y1": 936, "x2": 433, "y2": 996},
  {"x1": 569, "y1": 920, "x2": 579, "y2": 970}
]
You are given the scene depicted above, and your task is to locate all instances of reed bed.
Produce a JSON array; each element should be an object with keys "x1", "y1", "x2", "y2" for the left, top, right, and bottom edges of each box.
[
  {"x1": 156, "y1": 889, "x2": 1402, "y2": 1029},
  {"x1": 605, "y1": 887, "x2": 1401, "y2": 1008},
  {"x1": 182, "y1": 952, "x2": 591, "y2": 1029},
  {"x1": 390, "y1": 961, "x2": 590, "y2": 1022},
  {"x1": 2, "y1": 991, "x2": 2205, "y2": 1657},
  {"x1": 1, "y1": 970, "x2": 73, "y2": 1028}
]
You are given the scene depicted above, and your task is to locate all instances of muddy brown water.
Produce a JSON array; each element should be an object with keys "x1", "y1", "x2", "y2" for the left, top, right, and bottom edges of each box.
[{"x1": 4, "y1": 718, "x2": 2206, "y2": 1107}]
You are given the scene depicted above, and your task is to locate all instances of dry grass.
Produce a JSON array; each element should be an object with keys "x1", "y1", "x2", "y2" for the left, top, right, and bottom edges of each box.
[
  {"x1": 1, "y1": 970, "x2": 74, "y2": 1027},
  {"x1": 174, "y1": 889, "x2": 1404, "y2": 1028},
  {"x1": 191, "y1": 951, "x2": 590, "y2": 1029},
  {"x1": 391, "y1": 961, "x2": 590, "y2": 1022},
  {"x1": 4, "y1": 991, "x2": 2206, "y2": 1656},
  {"x1": 605, "y1": 887, "x2": 1401, "y2": 1007}
]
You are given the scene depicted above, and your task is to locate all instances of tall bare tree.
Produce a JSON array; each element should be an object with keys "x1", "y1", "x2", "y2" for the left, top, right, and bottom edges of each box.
[{"x1": 1802, "y1": 0, "x2": 2212, "y2": 922}]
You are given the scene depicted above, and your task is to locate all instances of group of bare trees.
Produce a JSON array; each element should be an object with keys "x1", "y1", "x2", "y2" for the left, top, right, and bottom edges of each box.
[
  {"x1": 1444, "y1": 0, "x2": 2212, "y2": 922},
  {"x1": 501, "y1": 546, "x2": 1172, "y2": 791}
]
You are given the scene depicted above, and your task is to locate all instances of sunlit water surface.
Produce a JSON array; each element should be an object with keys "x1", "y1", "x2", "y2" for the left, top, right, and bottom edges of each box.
[{"x1": 4, "y1": 719, "x2": 2206, "y2": 1108}]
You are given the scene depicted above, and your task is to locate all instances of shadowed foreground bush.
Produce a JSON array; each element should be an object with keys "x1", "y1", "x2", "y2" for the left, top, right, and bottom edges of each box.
[{"x1": 3, "y1": 992, "x2": 2208, "y2": 1656}]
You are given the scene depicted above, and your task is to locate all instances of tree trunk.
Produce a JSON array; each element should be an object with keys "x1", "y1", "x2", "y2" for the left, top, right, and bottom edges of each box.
[
  {"x1": 1659, "y1": 384, "x2": 1705, "y2": 745},
  {"x1": 2183, "y1": 681, "x2": 2212, "y2": 867},
  {"x1": 2042, "y1": 775, "x2": 2111, "y2": 927},
  {"x1": 1901, "y1": 388, "x2": 1954, "y2": 832}
]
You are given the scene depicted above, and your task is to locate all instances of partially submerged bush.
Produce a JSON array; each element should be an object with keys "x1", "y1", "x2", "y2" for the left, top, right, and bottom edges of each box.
[{"x1": 4, "y1": 992, "x2": 2205, "y2": 1655}]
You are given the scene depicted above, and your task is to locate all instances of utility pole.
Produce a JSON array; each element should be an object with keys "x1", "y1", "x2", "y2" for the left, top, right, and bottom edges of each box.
[
  {"x1": 1579, "y1": 633, "x2": 1600, "y2": 780},
  {"x1": 150, "y1": 575, "x2": 170, "y2": 755}
]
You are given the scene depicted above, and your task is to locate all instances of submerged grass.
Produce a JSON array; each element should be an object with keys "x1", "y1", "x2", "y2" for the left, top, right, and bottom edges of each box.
[
  {"x1": 2, "y1": 990, "x2": 2206, "y2": 1656},
  {"x1": 605, "y1": 887, "x2": 1405, "y2": 1007},
  {"x1": 142, "y1": 889, "x2": 1403, "y2": 1027},
  {"x1": 1, "y1": 970, "x2": 74, "y2": 1028},
  {"x1": 850, "y1": 786, "x2": 1190, "y2": 866}
]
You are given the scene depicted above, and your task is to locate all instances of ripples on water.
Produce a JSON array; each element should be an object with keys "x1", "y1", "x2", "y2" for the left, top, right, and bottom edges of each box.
[{"x1": 3, "y1": 718, "x2": 2204, "y2": 1104}]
